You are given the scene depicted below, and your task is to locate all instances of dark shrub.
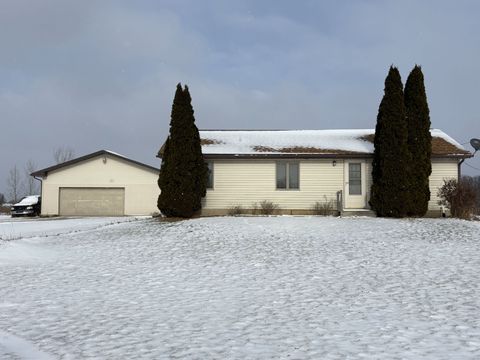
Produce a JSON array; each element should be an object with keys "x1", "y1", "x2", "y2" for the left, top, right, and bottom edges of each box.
[{"x1": 438, "y1": 178, "x2": 476, "y2": 219}]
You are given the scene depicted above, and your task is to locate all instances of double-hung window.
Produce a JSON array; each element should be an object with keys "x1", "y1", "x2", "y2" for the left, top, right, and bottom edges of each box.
[{"x1": 276, "y1": 162, "x2": 299, "y2": 190}]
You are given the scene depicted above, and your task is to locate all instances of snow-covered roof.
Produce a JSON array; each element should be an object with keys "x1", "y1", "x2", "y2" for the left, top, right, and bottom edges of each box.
[
  {"x1": 200, "y1": 129, "x2": 374, "y2": 155},
  {"x1": 187, "y1": 129, "x2": 470, "y2": 158}
]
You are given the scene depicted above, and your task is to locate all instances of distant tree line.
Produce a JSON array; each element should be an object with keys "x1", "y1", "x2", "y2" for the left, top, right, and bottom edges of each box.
[
  {"x1": 4, "y1": 163, "x2": 40, "y2": 204},
  {"x1": 468, "y1": 176, "x2": 480, "y2": 213},
  {"x1": 3, "y1": 146, "x2": 75, "y2": 204},
  {"x1": 470, "y1": 176, "x2": 480, "y2": 214}
]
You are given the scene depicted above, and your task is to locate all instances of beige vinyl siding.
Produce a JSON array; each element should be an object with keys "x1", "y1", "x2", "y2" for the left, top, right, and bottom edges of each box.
[
  {"x1": 41, "y1": 155, "x2": 159, "y2": 216},
  {"x1": 203, "y1": 158, "x2": 459, "y2": 214},
  {"x1": 203, "y1": 159, "x2": 344, "y2": 210},
  {"x1": 428, "y1": 158, "x2": 459, "y2": 211}
]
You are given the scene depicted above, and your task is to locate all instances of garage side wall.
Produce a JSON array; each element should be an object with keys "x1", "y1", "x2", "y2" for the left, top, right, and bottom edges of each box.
[{"x1": 41, "y1": 155, "x2": 159, "y2": 216}]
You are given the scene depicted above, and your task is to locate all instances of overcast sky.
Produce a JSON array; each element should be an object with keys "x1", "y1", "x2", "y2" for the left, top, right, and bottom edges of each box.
[{"x1": 2, "y1": 0, "x2": 480, "y2": 198}]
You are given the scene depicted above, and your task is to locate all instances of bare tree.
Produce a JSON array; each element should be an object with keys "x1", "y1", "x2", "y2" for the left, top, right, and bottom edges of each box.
[
  {"x1": 25, "y1": 159, "x2": 39, "y2": 195},
  {"x1": 464, "y1": 175, "x2": 480, "y2": 214},
  {"x1": 6, "y1": 165, "x2": 24, "y2": 203},
  {"x1": 0, "y1": 193, "x2": 5, "y2": 205},
  {"x1": 53, "y1": 146, "x2": 75, "y2": 164}
]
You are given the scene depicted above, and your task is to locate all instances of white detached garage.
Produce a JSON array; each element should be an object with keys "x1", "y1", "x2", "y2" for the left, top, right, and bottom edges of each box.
[{"x1": 32, "y1": 150, "x2": 160, "y2": 216}]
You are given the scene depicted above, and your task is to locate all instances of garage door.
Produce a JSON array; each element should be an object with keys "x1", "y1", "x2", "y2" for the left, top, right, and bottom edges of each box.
[{"x1": 59, "y1": 188, "x2": 125, "y2": 216}]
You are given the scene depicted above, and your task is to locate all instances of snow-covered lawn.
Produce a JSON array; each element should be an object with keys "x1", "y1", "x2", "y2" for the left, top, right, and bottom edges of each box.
[
  {"x1": 0, "y1": 216, "x2": 142, "y2": 241},
  {"x1": 0, "y1": 216, "x2": 479, "y2": 359}
]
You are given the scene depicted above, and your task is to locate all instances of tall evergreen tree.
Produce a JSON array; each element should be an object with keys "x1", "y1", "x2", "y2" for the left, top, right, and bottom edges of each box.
[
  {"x1": 370, "y1": 66, "x2": 411, "y2": 217},
  {"x1": 157, "y1": 84, "x2": 208, "y2": 217},
  {"x1": 404, "y1": 65, "x2": 432, "y2": 216}
]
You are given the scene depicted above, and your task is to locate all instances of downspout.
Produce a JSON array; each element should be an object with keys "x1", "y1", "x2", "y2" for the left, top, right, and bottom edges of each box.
[
  {"x1": 33, "y1": 175, "x2": 43, "y2": 216},
  {"x1": 458, "y1": 159, "x2": 464, "y2": 179}
]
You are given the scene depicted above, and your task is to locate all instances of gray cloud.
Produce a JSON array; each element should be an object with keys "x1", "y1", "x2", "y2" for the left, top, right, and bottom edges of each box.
[{"x1": 1, "y1": 0, "x2": 480, "y2": 197}]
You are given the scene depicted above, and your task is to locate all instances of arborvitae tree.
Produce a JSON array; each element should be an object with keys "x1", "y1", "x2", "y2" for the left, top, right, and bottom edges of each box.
[
  {"x1": 370, "y1": 66, "x2": 411, "y2": 217},
  {"x1": 157, "y1": 84, "x2": 208, "y2": 217},
  {"x1": 404, "y1": 65, "x2": 432, "y2": 216}
]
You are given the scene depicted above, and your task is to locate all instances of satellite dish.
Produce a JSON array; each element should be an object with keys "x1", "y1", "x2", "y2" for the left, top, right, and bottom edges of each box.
[{"x1": 470, "y1": 138, "x2": 480, "y2": 151}]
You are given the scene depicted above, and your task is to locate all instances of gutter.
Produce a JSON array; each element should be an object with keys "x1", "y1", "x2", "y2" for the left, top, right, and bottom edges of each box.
[{"x1": 199, "y1": 153, "x2": 473, "y2": 160}]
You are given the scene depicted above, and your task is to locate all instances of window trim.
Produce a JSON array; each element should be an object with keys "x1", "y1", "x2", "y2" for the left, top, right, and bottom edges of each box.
[{"x1": 276, "y1": 161, "x2": 300, "y2": 190}]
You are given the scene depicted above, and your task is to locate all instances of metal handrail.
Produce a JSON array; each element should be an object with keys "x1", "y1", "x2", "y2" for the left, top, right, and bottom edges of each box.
[{"x1": 336, "y1": 190, "x2": 343, "y2": 214}]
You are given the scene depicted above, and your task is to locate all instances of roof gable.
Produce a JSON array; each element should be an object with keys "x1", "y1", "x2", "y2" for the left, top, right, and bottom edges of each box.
[{"x1": 32, "y1": 150, "x2": 159, "y2": 177}]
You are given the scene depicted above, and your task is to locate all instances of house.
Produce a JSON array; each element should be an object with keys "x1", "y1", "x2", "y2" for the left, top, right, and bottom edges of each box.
[
  {"x1": 31, "y1": 129, "x2": 470, "y2": 218},
  {"x1": 159, "y1": 129, "x2": 471, "y2": 217},
  {"x1": 31, "y1": 150, "x2": 159, "y2": 216}
]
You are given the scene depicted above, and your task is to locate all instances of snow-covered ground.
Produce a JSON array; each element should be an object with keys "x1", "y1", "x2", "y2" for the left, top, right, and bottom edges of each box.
[
  {"x1": 0, "y1": 216, "x2": 142, "y2": 241},
  {"x1": 0, "y1": 216, "x2": 479, "y2": 359}
]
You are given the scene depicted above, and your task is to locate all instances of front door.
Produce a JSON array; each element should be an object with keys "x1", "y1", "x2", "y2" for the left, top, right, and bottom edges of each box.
[{"x1": 344, "y1": 161, "x2": 367, "y2": 209}]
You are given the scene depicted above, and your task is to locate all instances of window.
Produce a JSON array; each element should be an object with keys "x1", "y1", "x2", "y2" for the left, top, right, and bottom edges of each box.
[
  {"x1": 276, "y1": 162, "x2": 299, "y2": 190},
  {"x1": 206, "y1": 161, "x2": 214, "y2": 189},
  {"x1": 276, "y1": 162, "x2": 287, "y2": 189},
  {"x1": 349, "y1": 163, "x2": 361, "y2": 195}
]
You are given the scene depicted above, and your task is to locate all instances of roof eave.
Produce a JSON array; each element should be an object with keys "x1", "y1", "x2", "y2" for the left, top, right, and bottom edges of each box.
[
  {"x1": 203, "y1": 153, "x2": 371, "y2": 159},
  {"x1": 202, "y1": 153, "x2": 473, "y2": 160}
]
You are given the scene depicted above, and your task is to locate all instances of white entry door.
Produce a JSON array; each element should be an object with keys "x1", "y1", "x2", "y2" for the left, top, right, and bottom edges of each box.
[{"x1": 344, "y1": 161, "x2": 367, "y2": 209}]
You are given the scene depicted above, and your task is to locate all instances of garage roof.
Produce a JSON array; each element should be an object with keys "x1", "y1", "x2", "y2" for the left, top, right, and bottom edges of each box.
[{"x1": 31, "y1": 150, "x2": 159, "y2": 177}]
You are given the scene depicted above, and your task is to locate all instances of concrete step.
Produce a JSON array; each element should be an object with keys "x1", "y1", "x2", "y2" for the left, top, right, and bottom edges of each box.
[{"x1": 341, "y1": 209, "x2": 376, "y2": 217}]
